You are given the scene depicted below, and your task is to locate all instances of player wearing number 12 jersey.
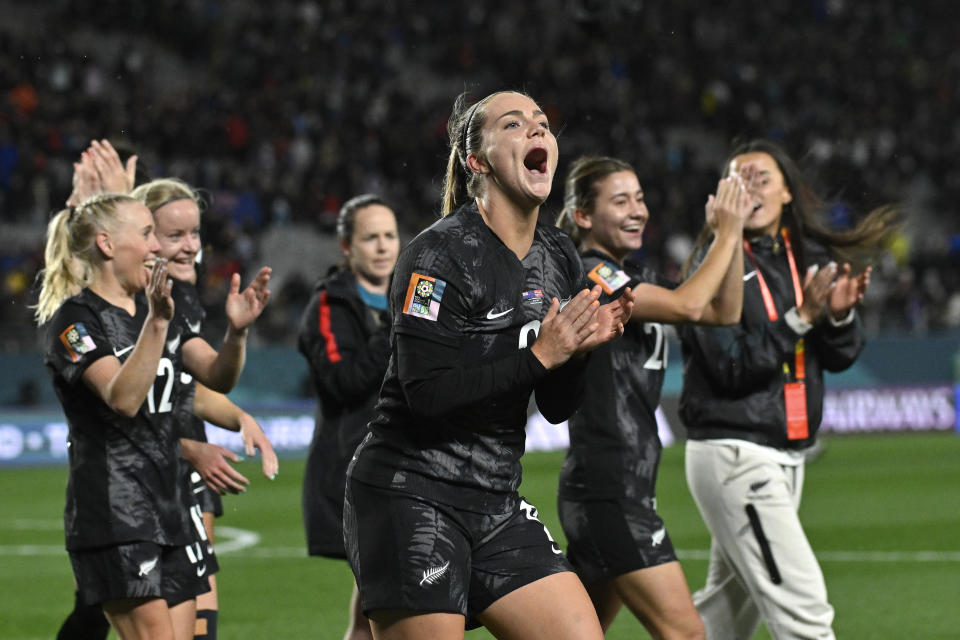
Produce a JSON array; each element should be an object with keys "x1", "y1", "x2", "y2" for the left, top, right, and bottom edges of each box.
[
  {"x1": 37, "y1": 194, "x2": 207, "y2": 638},
  {"x1": 48, "y1": 288, "x2": 193, "y2": 556}
]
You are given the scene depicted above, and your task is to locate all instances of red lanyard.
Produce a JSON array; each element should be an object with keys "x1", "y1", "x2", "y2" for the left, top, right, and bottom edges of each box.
[
  {"x1": 743, "y1": 228, "x2": 803, "y2": 322},
  {"x1": 743, "y1": 228, "x2": 806, "y2": 381}
]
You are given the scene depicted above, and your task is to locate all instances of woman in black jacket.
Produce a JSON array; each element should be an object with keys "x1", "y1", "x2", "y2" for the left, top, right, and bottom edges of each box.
[
  {"x1": 679, "y1": 140, "x2": 895, "y2": 640},
  {"x1": 298, "y1": 194, "x2": 400, "y2": 640}
]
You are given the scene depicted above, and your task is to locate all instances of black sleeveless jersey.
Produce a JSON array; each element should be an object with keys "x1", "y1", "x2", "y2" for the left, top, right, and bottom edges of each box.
[
  {"x1": 44, "y1": 289, "x2": 193, "y2": 550},
  {"x1": 559, "y1": 250, "x2": 673, "y2": 502},
  {"x1": 349, "y1": 201, "x2": 588, "y2": 513}
]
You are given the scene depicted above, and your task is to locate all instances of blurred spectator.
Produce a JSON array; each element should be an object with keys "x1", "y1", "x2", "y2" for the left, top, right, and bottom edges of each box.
[{"x1": 1, "y1": 0, "x2": 957, "y2": 350}]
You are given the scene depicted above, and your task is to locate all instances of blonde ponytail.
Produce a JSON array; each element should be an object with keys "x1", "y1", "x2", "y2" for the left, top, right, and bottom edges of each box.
[
  {"x1": 35, "y1": 209, "x2": 84, "y2": 324},
  {"x1": 34, "y1": 194, "x2": 140, "y2": 324}
]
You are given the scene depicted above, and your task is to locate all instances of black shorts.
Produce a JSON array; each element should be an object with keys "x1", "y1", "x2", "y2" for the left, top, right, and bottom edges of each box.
[
  {"x1": 304, "y1": 491, "x2": 347, "y2": 559},
  {"x1": 557, "y1": 496, "x2": 676, "y2": 585},
  {"x1": 187, "y1": 468, "x2": 224, "y2": 517},
  {"x1": 70, "y1": 539, "x2": 213, "y2": 608},
  {"x1": 344, "y1": 478, "x2": 571, "y2": 628}
]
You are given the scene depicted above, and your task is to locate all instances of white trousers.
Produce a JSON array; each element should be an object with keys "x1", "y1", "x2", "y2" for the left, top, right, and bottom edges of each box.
[{"x1": 685, "y1": 440, "x2": 835, "y2": 640}]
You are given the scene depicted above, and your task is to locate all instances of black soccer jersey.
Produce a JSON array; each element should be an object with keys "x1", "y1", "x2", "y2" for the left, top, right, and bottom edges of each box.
[
  {"x1": 45, "y1": 288, "x2": 193, "y2": 551},
  {"x1": 348, "y1": 201, "x2": 589, "y2": 512},
  {"x1": 169, "y1": 281, "x2": 205, "y2": 442},
  {"x1": 558, "y1": 250, "x2": 673, "y2": 502},
  {"x1": 166, "y1": 280, "x2": 223, "y2": 518}
]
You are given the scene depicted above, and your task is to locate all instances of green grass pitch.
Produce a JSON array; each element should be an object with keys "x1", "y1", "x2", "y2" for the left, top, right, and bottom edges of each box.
[{"x1": 2, "y1": 431, "x2": 959, "y2": 639}]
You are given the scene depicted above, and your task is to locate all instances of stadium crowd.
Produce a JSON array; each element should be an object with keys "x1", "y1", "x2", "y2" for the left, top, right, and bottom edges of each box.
[
  {"x1": 9, "y1": 2, "x2": 957, "y2": 638},
  {"x1": 2, "y1": 0, "x2": 959, "y2": 352}
]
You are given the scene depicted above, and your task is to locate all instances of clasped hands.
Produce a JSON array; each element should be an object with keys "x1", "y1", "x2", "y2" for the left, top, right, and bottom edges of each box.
[
  {"x1": 797, "y1": 262, "x2": 872, "y2": 324},
  {"x1": 531, "y1": 285, "x2": 634, "y2": 370}
]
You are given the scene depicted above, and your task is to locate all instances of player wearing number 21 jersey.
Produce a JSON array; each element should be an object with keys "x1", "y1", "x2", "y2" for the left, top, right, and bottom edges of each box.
[
  {"x1": 553, "y1": 154, "x2": 751, "y2": 638},
  {"x1": 45, "y1": 288, "x2": 193, "y2": 552},
  {"x1": 559, "y1": 252, "x2": 672, "y2": 509}
]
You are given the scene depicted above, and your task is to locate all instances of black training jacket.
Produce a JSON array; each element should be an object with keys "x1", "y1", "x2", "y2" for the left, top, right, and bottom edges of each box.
[
  {"x1": 298, "y1": 267, "x2": 391, "y2": 504},
  {"x1": 679, "y1": 232, "x2": 865, "y2": 449}
]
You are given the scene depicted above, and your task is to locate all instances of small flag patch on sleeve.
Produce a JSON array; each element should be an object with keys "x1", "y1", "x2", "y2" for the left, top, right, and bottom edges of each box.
[
  {"x1": 402, "y1": 273, "x2": 447, "y2": 321},
  {"x1": 59, "y1": 323, "x2": 96, "y2": 362},
  {"x1": 587, "y1": 262, "x2": 631, "y2": 294}
]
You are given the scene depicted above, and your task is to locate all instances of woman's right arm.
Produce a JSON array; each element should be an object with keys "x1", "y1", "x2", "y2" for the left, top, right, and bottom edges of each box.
[
  {"x1": 396, "y1": 333, "x2": 545, "y2": 419},
  {"x1": 629, "y1": 174, "x2": 751, "y2": 325},
  {"x1": 190, "y1": 383, "x2": 279, "y2": 481},
  {"x1": 683, "y1": 256, "x2": 845, "y2": 392},
  {"x1": 396, "y1": 287, "x2": 614, "y2": 418},
  {"x1": 82, "y1": 262, "x2": 174, "y2": 417}
]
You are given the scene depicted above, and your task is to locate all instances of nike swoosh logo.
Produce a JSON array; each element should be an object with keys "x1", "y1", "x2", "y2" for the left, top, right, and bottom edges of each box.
[
  {"x1": 486, "y1": 307, "x2": 514, "y2": 320},
  {"x1": 743, "y1": 271, "x2": 758, "y2": 282},
  {"x1": 196, "y1": 563, "x2": 207, "y2": 577},
  {"x1": 749, "y1": 479, "x2": 770, "y2": 492},
  {"x1": 187, "y1": 320, "x2": 201, "y2": 334},
  {"x1": 113, "y1": 345, "x2": 134, "y2": 358}
]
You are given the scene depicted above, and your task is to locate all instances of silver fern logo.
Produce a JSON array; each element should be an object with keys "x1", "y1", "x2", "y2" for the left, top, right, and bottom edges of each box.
[
  {"x1": 138, "y1": 556, "x2": 159, "y2": 577},
  {"x1": 419, "y1": 561, "x2": 450, "y2": 587},
  {"x1": 651, "y1": 527, "x2": 666, "y2": 547}
]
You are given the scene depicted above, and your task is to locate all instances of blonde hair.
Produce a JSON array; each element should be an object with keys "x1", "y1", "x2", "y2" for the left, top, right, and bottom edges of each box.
[
  {"x1": 441, "y1": 90, "x2": 528, "y2": 216},
  {"x1": 556, "y1": 156, "x2": 636, "y2": 246},
  {"x1": 34, "y1": 194, "x2": 140, "y2": 324},
  {"x1": 131, "y1": 177, "x2": 202, "y2": 215}
]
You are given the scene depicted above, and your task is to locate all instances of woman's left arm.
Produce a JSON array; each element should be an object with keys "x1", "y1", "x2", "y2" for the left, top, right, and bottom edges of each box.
[
  {"x1": 192, "y1": 382, "x2": 279, "y2": 479},
  {"x1": 809, "y1": 264, "x2": 870, "y2": 371},
  {"x1": 532, "y1": 356, "x2": 589, "y2": 424},
  {"x1": 533, "y1": 287, "x2": 634, "y2": 423},
  {"x1": 698, "y1": 236, "x2": 744, "y2": 325},
  {"x1": 183, "y1": 267, "x2": 271, "y2": 392}
]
